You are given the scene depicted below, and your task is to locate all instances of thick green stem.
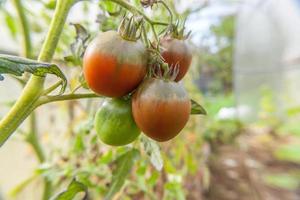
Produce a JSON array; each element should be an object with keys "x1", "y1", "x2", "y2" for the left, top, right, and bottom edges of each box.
[
  {"x1": 38, "y1": 0, "x2": 75, "y2": 62},
  {"x1": 13, "y1": 0, "x2": 46, "y2": 164},
  {"x1": 0, "y1": 0, "x2": 75, "y2": 145},
  {"x1": 12, "y1": 2, "x2": 49, "y2": 198},
  {"x1": 0, "y1": 77, "x2": 44, "y2": 146}
]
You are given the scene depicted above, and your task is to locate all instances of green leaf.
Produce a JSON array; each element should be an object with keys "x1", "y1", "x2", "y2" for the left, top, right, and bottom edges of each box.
[
  {"x1": 141, "y1": 136, "x2": 163, "y2": 171},
  {"x1": 0, "y1": 54, "x2": 67, "y2": 93},
  {"x1": 64, "y1": 23, "x2": 90, "y2": 66},
  {"x1": 105, "y1": 149, "x2": 140, "y2": 200},
  {"x1": 191, "y1": 99, "x2": 207, "y2": 115},
  {"x1": 52, "y1": 179, "x2": 88, "y2": 200}
]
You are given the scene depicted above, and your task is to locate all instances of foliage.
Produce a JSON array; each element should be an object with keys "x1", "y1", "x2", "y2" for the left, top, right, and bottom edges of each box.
[
  {"x1": 0, "y1": 54, "x2": 66, "y2": 92},
  {"x1": 2, "y1": 0, "x2": 299, "y2": 200},
  {"x1": 195, "y1": 16, "x2": 235, "y2": 94}
]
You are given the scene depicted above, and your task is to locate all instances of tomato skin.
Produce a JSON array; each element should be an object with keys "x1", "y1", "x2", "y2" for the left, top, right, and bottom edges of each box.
[
  {"x1": 161, "y1": 37, "x2": 192, "y2": 81},
  {"x1": 83, "y1": 31, "x2": 147, "y2": 97},
  {"x1": 132, "y1": 78, "x2": 191, "y2": 142},
  {"x1": 94, "y1": 98, "x2": 140, "y2": 146}
]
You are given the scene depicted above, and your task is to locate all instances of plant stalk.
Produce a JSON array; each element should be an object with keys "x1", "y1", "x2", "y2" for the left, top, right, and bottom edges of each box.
[
  {"x1": 36, "y1": 93, "x2": 99, "y2": 107},
  {"x1": 109, "y1": 0, "x2": 168, "y2": 26},
  {"x1": 0, "y1": 0, "x2": 75, "y2": 145}
]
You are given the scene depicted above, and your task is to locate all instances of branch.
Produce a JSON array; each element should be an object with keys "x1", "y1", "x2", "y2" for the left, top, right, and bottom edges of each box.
[
  {"x1": 42, "y1": 80, "x2": 63, "y2": 95},
  {"x1": 36, "y1": 93, "x2": 100, "y2": 107},
  {"x1": 109, "y1": 0, "x2": 168, "y2": 26}
]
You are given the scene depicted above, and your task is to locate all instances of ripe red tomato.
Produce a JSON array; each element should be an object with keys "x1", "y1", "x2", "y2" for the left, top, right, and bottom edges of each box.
[
  {"x1": 83, "y1": 31, "x2": 147, "y2": 97},
  {"x1": 132, "y1": 78, "x2": 191, "y2": 142},
  {"x1": 160, "y1": 36, "x2": 192, "y2": 81}
]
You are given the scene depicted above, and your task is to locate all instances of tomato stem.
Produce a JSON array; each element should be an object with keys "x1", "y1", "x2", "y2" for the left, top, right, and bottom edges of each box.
[
  {"x1": 36, "y1": 93, "x2": 100, "y2": 107},
  {"x1": 43, "y1": 80, "x2": 64, "y2": 95},
  {"x1": 109, "y1": 0, "x2": 168, "y2": 26},
  {"x1": 109, "y1": 0, "x2": 165, "y2": 43},
  {"x1": 157, "y1": 0, "x2": 173, "y2": 27},
  {"x1": 0, "y1": 0, "x2": 75, "y2": 147},
  {"x1": 12, "y1": 1, "x2": 51, "y2": 198}
]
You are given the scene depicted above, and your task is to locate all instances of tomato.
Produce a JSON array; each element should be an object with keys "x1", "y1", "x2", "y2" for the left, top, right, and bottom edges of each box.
[
  {"x1": 160, "y1": 36, "x2": 192, "y2": 81},
  {"x1": 83, "y1": 31, "x2": 147, "y2": 97},
  {"x1": 132, "y1": 78, "x2": 191, "y2": 142},
  {"x1": 94, "y1": 98, "x2": 140, "y2": 146}
]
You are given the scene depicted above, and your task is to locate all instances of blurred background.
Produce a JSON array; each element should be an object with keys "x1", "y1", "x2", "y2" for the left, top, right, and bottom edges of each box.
[{"x1": 1, "y1": 0, "x2": 300, "y2": 199}]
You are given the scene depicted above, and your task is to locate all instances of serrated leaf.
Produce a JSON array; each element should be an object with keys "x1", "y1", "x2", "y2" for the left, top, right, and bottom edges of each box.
[
  {"x1": 141, "y1": 136, "x2": 163, "y2": 171},
  {"x1": 72, "y1": 24, "x2": 90, "y2": 43},
  {"x1": 52, "y1": 179, "x2": 88, "y2": 200},
  {"x1": 64, "y1": 23, "x2": 90, "y2": 66},
  {"x1": 105, "y1": 149, "x2": 140, "y2": 200},
  {"x1": 191, "y1": 99, "x2": 207, "y2": 115},
  {"x1": 0, "y1": 54, "x2": 67, "y2": 93}
]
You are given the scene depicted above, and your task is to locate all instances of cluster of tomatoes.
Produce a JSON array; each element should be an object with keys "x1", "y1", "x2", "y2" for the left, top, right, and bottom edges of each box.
[{"x1": 83, "y1": 18, "x2": 192, "y2": 146}]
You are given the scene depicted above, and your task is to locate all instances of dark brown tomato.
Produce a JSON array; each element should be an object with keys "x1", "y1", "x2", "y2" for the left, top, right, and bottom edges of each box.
[
  {"x1": 160, "y1": 37, "x2": 192, "y2": 81},
  {"x1": 83, "y1": 31, "x2": 147, "y2": 97},
  {"x1": 132, "y1": 78, "x2": 191, "y2": 142}
]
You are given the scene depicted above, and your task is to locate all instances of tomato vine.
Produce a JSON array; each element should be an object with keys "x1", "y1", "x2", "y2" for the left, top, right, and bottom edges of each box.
[{"x1": 0, "y1": 0, "x2": 208, "y2": 199}]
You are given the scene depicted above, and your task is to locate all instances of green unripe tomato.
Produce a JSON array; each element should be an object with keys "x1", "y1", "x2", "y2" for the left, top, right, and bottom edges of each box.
[{"x1": 94, "y1": 98, "x2": 140, "y2": 146}]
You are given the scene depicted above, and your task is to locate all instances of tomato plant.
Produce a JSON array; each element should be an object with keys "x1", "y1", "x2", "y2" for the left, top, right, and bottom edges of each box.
[
  {"x1": 94, "y1": 98, "x2": 140, "y2": 146},
  {"x1": 0, "y1": 0, "x2": 207, "y2": 199},
  {"x1": 132, "y1": 78, "x2": 191, "y2": 142}
]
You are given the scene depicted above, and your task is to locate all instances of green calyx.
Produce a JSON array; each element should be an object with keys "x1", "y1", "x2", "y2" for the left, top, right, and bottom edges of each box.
[
  {"x1": 165, "y1": 20, "x2": 191, "y2": 40},
  {"x1": 118, "y1": 15, "x2": 143, "y2": 41}
]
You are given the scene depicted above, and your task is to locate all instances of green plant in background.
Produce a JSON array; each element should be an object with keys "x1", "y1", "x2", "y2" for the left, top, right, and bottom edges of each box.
[{"x1": 194, "y1": 16, "x2": 235, "y2": 95}]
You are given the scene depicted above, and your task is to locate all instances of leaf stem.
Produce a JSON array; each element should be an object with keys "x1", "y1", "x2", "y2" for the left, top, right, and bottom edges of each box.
[
  {"x1": 109, "y1": 0, "x2": 166, "y2": 43},
  {"x1": 157, "y1": 0, "x2": 173, "y2": 26},
  {"x1": 109, "y1": 0, "x2": 168, "y2": 26},
  {"x1": 26, "y1": 113, "x2": 45, "y2": 162},
  {"x1": 36, "y1": 93, "x2": 100, "y2": 107},
  {"x1": 43, "y1": 80, "x2": 63, "y2": 95}
]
